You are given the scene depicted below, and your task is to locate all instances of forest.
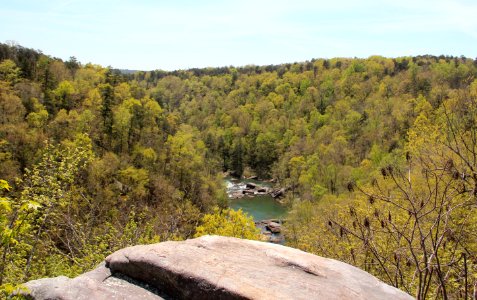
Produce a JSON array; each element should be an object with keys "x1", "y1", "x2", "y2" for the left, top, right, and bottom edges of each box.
[{"x1": 1, "y1": 42, "x2": 477, "y2": 299}]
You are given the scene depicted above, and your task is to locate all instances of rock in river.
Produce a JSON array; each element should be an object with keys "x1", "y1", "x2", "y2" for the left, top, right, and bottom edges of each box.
[
  {"x1": 257, "y1": 187, "x2": 268, "y2": 193},
  {"x1": 266, "y1": 221, "x2": 282, "y2": 233},
  {"x1": 245, "y1": 182, "x2": 257, "y2": 189}
]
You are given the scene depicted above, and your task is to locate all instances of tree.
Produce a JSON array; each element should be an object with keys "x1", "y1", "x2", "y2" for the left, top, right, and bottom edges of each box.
[
  {"x1": 194, "y1": 207, "x2": 259, "y2": 240},
  {"x1": 230, "y1": 139, "x2": 244, "y2": 178},
  {"x1": 53, "y1": 80, "x2": 76, "y2": 111},
  {"x1": 65, "y1": 56, "x2": 80, "y2": 75},
  {"x1": 0, "y1": 59, "x2": 21, "y2": 84},
  {"x1": 99, "y1": 83, "x2": 114, "y2": 147},
  {"x1": 112, "y1": 102, "x2": 133, "y2": 153},
  {"x1": 15, "y1": 138, "x2": 93, "y2": 281},
  {"x1": 0, "y1": 82, "x2": 25, "y2": 125},
  {"x1": 165, "y1": 125, "x2": 206, "y2": 191},
  {"x1": 0, "y1": 179, "x2": 35, "y2": 296}
]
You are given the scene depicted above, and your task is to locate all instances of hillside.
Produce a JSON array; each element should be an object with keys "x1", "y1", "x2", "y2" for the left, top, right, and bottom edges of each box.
[{"x1": 1, "y1": 43, "x2": 477, "y2": 298}]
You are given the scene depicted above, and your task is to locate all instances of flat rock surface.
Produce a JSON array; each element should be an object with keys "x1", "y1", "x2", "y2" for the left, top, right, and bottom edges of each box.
[
  {"x1": 23, "y1": 236, "x2": 413, "y2": 300},
  {"x1": 105, "y1": 235, "x2": 413, "y2": 300}
]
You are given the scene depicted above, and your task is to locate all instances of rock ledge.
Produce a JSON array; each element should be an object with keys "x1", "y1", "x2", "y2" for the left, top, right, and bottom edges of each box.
[{"x1": 22, "y1": 235, "x2": 413, "y2": 300}]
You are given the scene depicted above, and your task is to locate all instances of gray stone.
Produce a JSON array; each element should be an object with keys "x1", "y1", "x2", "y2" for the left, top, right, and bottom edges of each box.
[{"x1": 21, "y1": 263, "x2": 164, "y2": 300}]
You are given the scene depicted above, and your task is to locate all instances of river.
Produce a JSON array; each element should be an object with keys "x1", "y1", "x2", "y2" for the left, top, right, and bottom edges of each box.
[{"x1": 225, "y1": 177, "x2": 287, "y2": 221}]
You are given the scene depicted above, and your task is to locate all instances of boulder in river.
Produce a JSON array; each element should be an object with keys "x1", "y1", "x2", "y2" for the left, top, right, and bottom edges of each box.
[
  {"x1": 21, "y1": 236, "x2": 413, "y2": 300},
  {"x1": 242, "y1": 189, "x2": 255, "y2": 195},
  {"x1": 246, "y1": 182, "x2": 257, "y2": 189},
  {"x1": 257, "y1": 187, "x2": 268, "y2": 193},
  {"x1": 266, "y1": 221, "x2": 282, "y2": 233},
  {"x1": 230, "y1": 192, "x2": 244, "y2": 199}
]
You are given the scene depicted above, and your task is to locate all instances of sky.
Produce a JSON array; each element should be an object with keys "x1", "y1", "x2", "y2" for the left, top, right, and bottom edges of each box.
[{"x1": 1, "y1": 0, "x2": 477, "y2": 71}]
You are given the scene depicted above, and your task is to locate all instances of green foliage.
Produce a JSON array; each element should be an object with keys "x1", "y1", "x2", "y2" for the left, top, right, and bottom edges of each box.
[
  {"x1": 2, "y1": 43, "x2": 477, "y2": 298},
  {"x1": 0, "y1": 180, "x2": 12, "y2": 247},
  {"x1": 194, "y1": 207, "x2": 260, "y2": 240},
  {"x1": 0, "y1": 82, "x2": 26, "y2": 125},
  {"x1": 118, "y1": 166, "x2": 149, "y2": 200},
  {"x1": 286, "y1": 80, "x2": 477, "y2": 298},
  {"x1": 1, "y1": 139, "x2": 93, "y2": 283},
  {"x1": 0, "y1": 59, "x2": 21, "y2": 84},
  {"x1": 0, "y1": 178, "x2": 38, "y2": 296}
]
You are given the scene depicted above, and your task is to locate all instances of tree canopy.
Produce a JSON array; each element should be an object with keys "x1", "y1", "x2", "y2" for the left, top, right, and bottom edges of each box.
[{"x1": 1, "y1": 42, "x2": 477, "y2": 297}]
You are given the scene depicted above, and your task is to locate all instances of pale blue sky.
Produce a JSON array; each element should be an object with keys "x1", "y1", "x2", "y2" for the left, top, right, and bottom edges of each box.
[{"x1": 1, "y1": 0, "x2": 476, "y2": 70}]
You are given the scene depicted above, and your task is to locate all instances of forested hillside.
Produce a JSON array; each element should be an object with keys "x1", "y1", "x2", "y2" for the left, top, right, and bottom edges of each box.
[{"x1": 1, "y1": 43, "x2": 477, "y2": 298}]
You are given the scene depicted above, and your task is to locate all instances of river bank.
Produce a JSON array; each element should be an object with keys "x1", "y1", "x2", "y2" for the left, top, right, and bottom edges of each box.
[
  {"x1": 226, "y1": 176, "x2": 287, "y2": 200},
  {"x1": 226, "y1": 177, "x2": 288, "y2": 243}
]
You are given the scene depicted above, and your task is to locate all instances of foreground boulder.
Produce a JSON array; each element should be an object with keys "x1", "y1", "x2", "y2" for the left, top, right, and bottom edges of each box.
[
  {"x1": 22, "y1": 235, "x2": 413, "y2": 300},
  {"x1": 22, "y1": 262, "x2": 163, "y2": 300}
]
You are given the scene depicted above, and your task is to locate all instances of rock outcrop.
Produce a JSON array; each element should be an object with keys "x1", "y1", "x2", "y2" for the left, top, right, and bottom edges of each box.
[
  {"x1": 21, "y1": 235, "x2": 413, "y2": 300},
  {"x1": 21, "y1": 262, "x2": 164, "y2": 300}
]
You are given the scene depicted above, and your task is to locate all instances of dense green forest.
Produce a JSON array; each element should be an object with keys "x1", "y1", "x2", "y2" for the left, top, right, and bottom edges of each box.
[{"x1": 1, "y1": 42, "x2": 477, "y2": 298}]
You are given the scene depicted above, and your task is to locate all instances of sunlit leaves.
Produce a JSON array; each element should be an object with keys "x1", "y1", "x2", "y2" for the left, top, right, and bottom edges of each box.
[
  {"x1": 0, "y1": 60, "x2": 21, "y2": 84},
  {"x1": 194, "y1": 207, "x2": 259, "y2": 240}
]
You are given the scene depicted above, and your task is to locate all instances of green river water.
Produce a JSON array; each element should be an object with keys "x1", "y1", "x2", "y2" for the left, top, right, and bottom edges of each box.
[{"x1": 226, "y1": 178, "x2": 287, "y2": 221}]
